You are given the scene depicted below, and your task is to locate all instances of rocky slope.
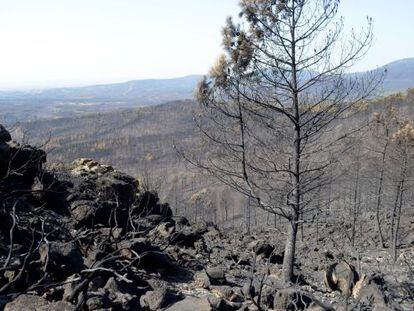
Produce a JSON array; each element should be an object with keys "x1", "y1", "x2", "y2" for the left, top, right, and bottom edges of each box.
[{"x1": 0, "y1": 125, "x2": 412, "y2": 311}]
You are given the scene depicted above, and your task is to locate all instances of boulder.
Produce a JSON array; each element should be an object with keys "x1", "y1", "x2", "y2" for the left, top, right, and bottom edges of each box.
[
  {"x1": 247, "y1": 240, "x2": 275, "y2": 259},
  {"x1": 71, "y1": 158, "x2": 114, "y2": 176},
  {"x1": 103, "y1": 277, "x2": 141, "y2": 310},
  {"x1": 6, "y1": 142, "x2": 46, "y2": 188},
  {"x1": 206, "y1": 265, "x2": 226, "y2": 284},
  {"x1": 69, "y1": 200, "x2": 99, "y2": 228},
  {"x1": 352, "y1": 274, "x2": 393, "y2": 310},
  {"x1": 140, "y1": 282, "x2": 181, "y2": 310},
  {"x1": 0, "y1": 125, "x2": 11, "y2": 142},
  {"x1": 86, "y1": 294, "x2": 112, "y2": 310},
  {"x1": 0, "y1": 141, "x2": 10, "y2": 178},
  {"x1": 67, "y1": 159, "x2": 138, "y2": 228},
  {"x1": 207, "y1": 295, "x2": 242, "y2": 311},
  {"x1": 133, "y1": 191, "x2": 172, "y2": 217},
  {"x1": 164, "y1": 296, "x2": 212, "y2": 311},
  {"x1": 274, "y1": 289, "x2": 320, "y2": 311},
  {"x1": 195, "y1": 270, "x2": 211, "y2": 289},
  {"x1": 119, "y1": 238, "x2": 173, "y2": 271},
  {"x1": 4, "y1": 295, "x2": 74, "y2": 311},
  {"x1": 39, "y1": 241, "x2": 84, "y2": 278},
  {"x1": 169, "y1": 228, "x2": 203, "y2": 248}
]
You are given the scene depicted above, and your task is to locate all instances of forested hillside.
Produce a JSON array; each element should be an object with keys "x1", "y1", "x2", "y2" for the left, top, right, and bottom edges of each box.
[{"x1": 17, "y1": 90, "x2": 414, "y2": 231}]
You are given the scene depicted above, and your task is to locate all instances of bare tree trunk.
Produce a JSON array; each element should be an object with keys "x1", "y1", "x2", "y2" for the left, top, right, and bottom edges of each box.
[
  {"x1": 282, "y1": 216, "x2": 299, "y2": 283},
  {"x1": 282, "y1": 10, "x2": 301, "y2": 283},
  {"x1": 391, "y1": 164, "x2": 406, "y2": 262},
  {"x1": 352, "y1": 154, "x2": 361, "y2": 249},
  {"x1": 245, "y1": 198, "x2": 251, "y2": 234},
  {"x1": 375, "y1": 141, "x2": 388, "y2": 248},
  {"x1": 392, "y1": 187, "x2": 403, "y2": 262}
]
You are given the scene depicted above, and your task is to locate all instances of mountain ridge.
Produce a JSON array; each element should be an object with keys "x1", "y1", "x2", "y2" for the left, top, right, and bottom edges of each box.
[
  {"x1": 2, "y1": 58, "x2": 414, "y2": 122},
  {"x1": 2, "y1": 57, "x2": 414, "y2": 102}
]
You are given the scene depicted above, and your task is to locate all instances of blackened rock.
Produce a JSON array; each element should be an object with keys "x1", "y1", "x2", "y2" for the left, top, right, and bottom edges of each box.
[
  {"x1": 133, "y1": 191, "x2": 172, "y2": 217},
  {"x1": 4, "y1": 295, "x2": 74, "y2": 311},
  {"x1": 273, "y1": 289, "x2": 315, "y2": 311},
  {"x1": 119, "y1": 238, "x2": 173, "y2": 272},
  {"x1": 247, "y1": 240, "x2": 274, "y2": 259},
  {"x1": 206, "y1": 266, "x2": 226, "y2": 285},
  {"x1": 7, "y1": 142, "x2": 46, "y2": 189},
  {"x1": 86, "y1": 294, "x2": 112, "y2": 310},
  {"x1": 194, "y1": 270, "x2": 211, "y2": 289},
  {"x1": 352, "y1": 274, "x2": 393, "y2": 310},
  {"x1": 140, "y1": 286, "x2": 181, "y2": 310},
  {"x1": 208, "y1": 296, "x2": 242, "y2": 311},
  {"x1": 0, "y1": 141, "x2": 10, "y2": 178},
  {"x1": 134, "y1": 215, "x2": 165, "y2": 232},
  {"x1": 164, "y1": 296, "x2": 212, "y2": 311},
  {"x1": 0, "y1": 125, "x2": 11, "y2": 142},
  {"x1": 39, "y1": 241, "x2": 84, "y2": 279},
  {"x1": 169, "y1": 229, "x2": 203, "y2": 248},
  {"x1": 69, "y1": 200, "x2": 99, "y2": 228}
]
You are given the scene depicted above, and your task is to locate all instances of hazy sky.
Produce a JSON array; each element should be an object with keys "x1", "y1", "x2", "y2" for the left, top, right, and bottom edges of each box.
[{"x1": 0, "y1": 0, "x2": 413, "y2": 89}]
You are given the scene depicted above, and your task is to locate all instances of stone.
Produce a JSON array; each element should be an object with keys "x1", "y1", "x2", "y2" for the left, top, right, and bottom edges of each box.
[
  {"x1": 273, "y1": 289, "x2": 315, "y2": 311},
  {"x1": 352, "y1": 274, "x2": 393, "y2": 310},
  {"x1": 0, "y1": 125, "x2": 11, "y2": 142},
  {"x1": 140, "y1": 288, "x2": 167, "y2": 310},
  {"x1": 247, "y1": 240, "x2": 274, "y2": 259},
  {"x1": 133, "y1": 191, "x2": 172, "y2": 217},
  {"x1": 169, "y1": 228, "x2": 203, "y2": 248},
  {"x1": 39, "y1": 241, "x2": 84, "y2": 278},
  {"x1": 4, "y1": 295, "x2": 74, "y2": 311},
  {"x1": 164, "y1": 296, "x2": 212, "y2": 311},
  {"x1": 242, "y1": 282, "x2": 256, "y2": 299},
  {"x1": 206, "y1": 266, "x2": 226, "y2": 284},
  {"x1": 195, "y1": 270, "x2": 211, "y2": 289},
  {"x1": 69, "y1": 200, "x2": 99, "y2": 228}
]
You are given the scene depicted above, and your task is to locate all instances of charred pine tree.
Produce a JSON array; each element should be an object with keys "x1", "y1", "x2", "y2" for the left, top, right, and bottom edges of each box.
[
  {"x1": 187, "y1": 0, "x2": 381, "y2": 283},
  {"x1": 369, "y1": 105, "x2": 399, "y2": 248},
  {"x1": 389, "y1": 121, "x2": 414, "y2": 262}
]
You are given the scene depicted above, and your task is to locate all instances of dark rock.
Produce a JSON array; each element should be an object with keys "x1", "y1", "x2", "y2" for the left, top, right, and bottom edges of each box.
[
  {"x1": 134, "y1": 215, "x2": 165, "y2": 231},
  {"x1": 169, "y1": 228, "x2": 203, "y2": 248},
  {"x1": 206, "y1": 265, "x2": 226, "y2": 284},
  {"x1": 140, "y1": 286, "x2": 181, "y2": 310},
  {"x1": 273, "y1": 289, "x2": 315, "y2": 311},
  {"x1": 86, "y1": 294, "x2": 112, "y2": 310},
  {"x1": 164, "y1": 296, "x2": 212, "y2": 311},
  {"x1": 5, "y1": 142, "x2": 46, "y2": 189},
  {"x1": 4, "y1": 295, "x2": 74, "y2": 311},
  {"x1": 133, "y1": 191, "x2": 172, "y2": 217},
  {"x1": 242, "y1": 282, "x2": 255, "y2": 299},
  {"x1": 0, "y1": 125, "x2": 11, "y2": 142},
  {"x1": 103, "y1": 277, "x2": 141, "y2": 310},
  {"x1": 69, "y1": 200, "x2": 99, "y2": 228},
  {"x1": 195, "y1": 270, "x2": 211, "y2": 289},
  {"x1": 352, "y1": 274, "x2": 393, "y2": 310},
  {"x1": 0, "y1": 141, "x2": 10, "y2": 178},
  {"x1": 247, "y1": 240, "x2": 274, "y2": 259},
  {"x1": 39, "y1": 241, "x2": 84, "y2": 279},
  {"x1": 208, "y1": 295, "x2": 242, "y2": 311},
  {"x1": 119, "y1": 238, "x2": 173, "y2": 271}
]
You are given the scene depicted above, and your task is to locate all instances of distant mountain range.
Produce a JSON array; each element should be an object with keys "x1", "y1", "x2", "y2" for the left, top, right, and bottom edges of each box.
[
  {"x1": 0, "y1": 75, "x2": 203, "y2": 103},
  {"x1": 377, "y1": 58, "x2": 414, "y2": 93},
  {"x1": 1, "y1": 58, "x2": 414, "y2": 122}
]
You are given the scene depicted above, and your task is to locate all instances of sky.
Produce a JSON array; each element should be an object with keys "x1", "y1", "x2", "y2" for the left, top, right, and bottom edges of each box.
[{"x1": 0, "y1": 0, "x2": 413, "y2": 90}]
